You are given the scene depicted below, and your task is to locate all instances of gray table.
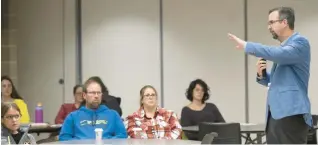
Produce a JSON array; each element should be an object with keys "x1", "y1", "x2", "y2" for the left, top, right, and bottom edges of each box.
[
  {"x1": 48, "y1": 139, "x2": 201, "y2": 145},
  {"x1": 182, "y1": 123, "x2": 266, "y2": 144},
  {"x1": 21, "y1": 123, "x2": 62, "y2": 135},
  {"x1": 182, "y1": 124, "x2": 318, "y2": 144},
  {"x1": 182, "y1": 123, "x2": 266, "y2": 133}
]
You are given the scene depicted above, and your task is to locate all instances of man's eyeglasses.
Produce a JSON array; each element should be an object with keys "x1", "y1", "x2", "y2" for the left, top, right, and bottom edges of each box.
[
  {"x1": 87, "y1": 91, "x2": 102, "y2": 96},
  {"x1": 2, "y1": 114, "x2": 21, "y2": 120},
  {"x1": 268, "y1": 19, "x2": 283, "y2": 25}
]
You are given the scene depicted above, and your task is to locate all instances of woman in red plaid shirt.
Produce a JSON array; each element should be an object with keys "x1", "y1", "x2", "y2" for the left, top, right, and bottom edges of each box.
[{"x1": 124, "y1": 85, "x2": 182, "y2": 139}]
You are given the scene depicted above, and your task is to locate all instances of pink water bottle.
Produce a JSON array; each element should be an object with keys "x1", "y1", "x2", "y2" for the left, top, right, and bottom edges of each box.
[{"x1": 35, "y1": 102, "x2": 43, "y2": 123}]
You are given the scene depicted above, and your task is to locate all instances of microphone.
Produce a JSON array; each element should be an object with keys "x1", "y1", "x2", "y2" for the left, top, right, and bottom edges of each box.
[{"x1": 260, "y1": 58, "x2": 267, "y2": 79}]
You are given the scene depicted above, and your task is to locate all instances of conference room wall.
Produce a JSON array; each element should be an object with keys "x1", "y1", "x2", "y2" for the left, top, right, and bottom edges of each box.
[
  {"x1": 81, "y1": 0, "x2": 161, "y2": 118},
  {"x1": 162, "y1": 0, "x2": 246, "y2": 122},
  {"x1": 16, "y1": 0, "x2": 77, "y2": 125},
  {"x1": 247, "y1": 0, "x2": 318, "y2": 123},
  {"x1": 12, "y1": 0, "x2": 316, "y2": 125}
]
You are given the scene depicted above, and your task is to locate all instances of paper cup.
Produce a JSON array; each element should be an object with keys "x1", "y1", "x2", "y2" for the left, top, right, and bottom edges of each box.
[{"x1": 94, "y1": 128, "x2": 103, "y2": 140}]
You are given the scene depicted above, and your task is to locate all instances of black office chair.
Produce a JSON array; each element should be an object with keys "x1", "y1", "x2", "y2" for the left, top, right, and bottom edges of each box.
[
  {"x1": 115, "y1": 96, "x2": 121, "y2": 105},
  {"x1": 198, "y1": 122, "x2": 241, "y2": 144},
  {"x1": 307, "y1": 115, "x2": 318, "y2": 144},
  {"x1": 201, "y1": 132, "x2": 218, "y2": 144}
]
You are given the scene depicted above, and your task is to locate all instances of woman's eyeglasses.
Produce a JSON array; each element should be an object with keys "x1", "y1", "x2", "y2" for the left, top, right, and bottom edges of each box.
[
  {"x1": 144, "y1": 94, "x2": 156, "y2": 98},
  {"x1": 3, "y1": 114, "x2": 21, "y2": 120}
]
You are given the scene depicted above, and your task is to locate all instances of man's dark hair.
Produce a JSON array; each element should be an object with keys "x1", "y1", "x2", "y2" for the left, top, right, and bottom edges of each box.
[{"x1": 269, "y1": 7, "x2": 295, "y2": 30}]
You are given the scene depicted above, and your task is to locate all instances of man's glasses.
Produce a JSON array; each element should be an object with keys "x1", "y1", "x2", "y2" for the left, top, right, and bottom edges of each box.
[
  {"x1": 268, "y1": 19, "x2": 283, "y2": 25},
  {"x1": 87, "y1": 91, "x2": 102, "y2": 96}
]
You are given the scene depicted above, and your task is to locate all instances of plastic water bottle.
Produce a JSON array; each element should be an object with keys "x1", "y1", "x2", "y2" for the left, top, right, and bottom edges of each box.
[{"x1": 35, "y1": 102, "x2": 43, "y2": 123}]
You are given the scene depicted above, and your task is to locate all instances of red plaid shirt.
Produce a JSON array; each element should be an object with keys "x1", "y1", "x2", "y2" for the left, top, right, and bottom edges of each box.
[{"x1": 124, "y1": 107, "x2": 182, "y2": 139}]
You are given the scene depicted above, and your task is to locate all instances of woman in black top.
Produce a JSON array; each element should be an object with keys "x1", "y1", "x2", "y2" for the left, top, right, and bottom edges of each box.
[{"x1": 181, "y1": 79, "x2": 225, "y2": 140}]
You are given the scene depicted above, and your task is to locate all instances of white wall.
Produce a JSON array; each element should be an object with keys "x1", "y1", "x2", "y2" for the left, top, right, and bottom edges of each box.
[
  {"x1": 81, "y1": 0, "x2": 161, "y2": 118},
  {"x1": 79, "y1": 0, "x2": 318, "y2": 122},
  {"x1": 63, "y1": 0, "x2": 78, "y2": 103},
  {"x1": 17, "y1": 0, "x2": 64, "y2": 123},
  {"x1": 10, "y1": 0, "x2": 318, "y2": 126},
  {"x1": 162, "y1": 0, "x2": 246, "y2": 122},
  {"x1": 247, "y1": 0, "x2": 318, "y2": 123},
  {"x1": 81, "y1": 0, "x2": 247, "y2": 122},
  {"x1": 16, "y1": 0, "x2": 77, "y2": 124},
  {"x1": 1, "y1": 0, "x2": 19, "y2": 87}
]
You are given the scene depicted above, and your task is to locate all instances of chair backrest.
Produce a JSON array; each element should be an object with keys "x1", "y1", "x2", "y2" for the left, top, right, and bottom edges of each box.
[
  {"x1": 199, "y1": 122, "x2": 241, "y2": 144},
  {"x1": 307, "y1": 115, "x2": 318, "y2": 144},
  {"x1": 201, "y1": 132, "x2": 218, "y2": 144},
  {"x1": 115, "y1": 97, "x2": 121, "y2": 105},
  {"x1": 313, "y1": 115, "x2": 318, "y2": 126}
]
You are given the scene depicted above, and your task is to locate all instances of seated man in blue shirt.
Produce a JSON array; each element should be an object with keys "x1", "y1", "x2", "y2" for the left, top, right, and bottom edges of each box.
[{"x1": 59, "y1": 78, "x2": 128, "y2": 141}]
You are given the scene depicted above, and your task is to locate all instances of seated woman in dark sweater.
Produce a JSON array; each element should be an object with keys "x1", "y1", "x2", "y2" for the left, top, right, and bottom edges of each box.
[{"x1": 180, "y1": 79, "x2": 225, "y2": 140}]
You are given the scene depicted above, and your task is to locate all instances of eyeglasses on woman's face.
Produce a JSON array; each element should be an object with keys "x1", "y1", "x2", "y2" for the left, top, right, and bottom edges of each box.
[{"x1": 3, "y1": 114, "x2": 21, "y2": 121}]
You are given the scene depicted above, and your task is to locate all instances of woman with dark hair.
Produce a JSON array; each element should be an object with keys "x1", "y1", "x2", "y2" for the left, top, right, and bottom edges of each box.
[
  {"x1": 55, "y1": 84, "x2": 84, "y2": 124},
  {"x1": 84, "y1": 76, "x2": 122, "y2": 116},
  {"x1": 1, "y1": 76, "x2": 30, "y2": 123},
  {"x1": 1, "y1": 102, "x2": 36, "y2": 144},
  {"x1": 180, "y1": 79, "x2": 225, "y2": 140}
]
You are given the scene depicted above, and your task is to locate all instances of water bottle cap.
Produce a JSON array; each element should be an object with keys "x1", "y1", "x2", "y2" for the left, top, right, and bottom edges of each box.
[
  {"x1": 37, "y1": 102, "x2": 42, "y2": 106},
  {"x1": 94, "y1": 128, "x2": 103, "y2": 132}
]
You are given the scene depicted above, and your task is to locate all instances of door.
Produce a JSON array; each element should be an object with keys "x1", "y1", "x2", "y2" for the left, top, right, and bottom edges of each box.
[{"x1": 16, "y1": 0, "x2": 64, "y2": 124}]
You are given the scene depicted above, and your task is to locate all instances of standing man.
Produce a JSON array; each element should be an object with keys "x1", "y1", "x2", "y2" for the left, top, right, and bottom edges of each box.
[{"x1": 228, "y1": 7, "x2": 312, "y2": 144}]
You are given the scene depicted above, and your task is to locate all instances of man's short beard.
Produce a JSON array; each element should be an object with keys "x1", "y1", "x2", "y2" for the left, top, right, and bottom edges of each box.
[
  {"x1": 87, "y1": 102, "x2": 100, "y2": 109},
  {"x1": 272, "y1": 32, "x2": 279, "y2": 40}
]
